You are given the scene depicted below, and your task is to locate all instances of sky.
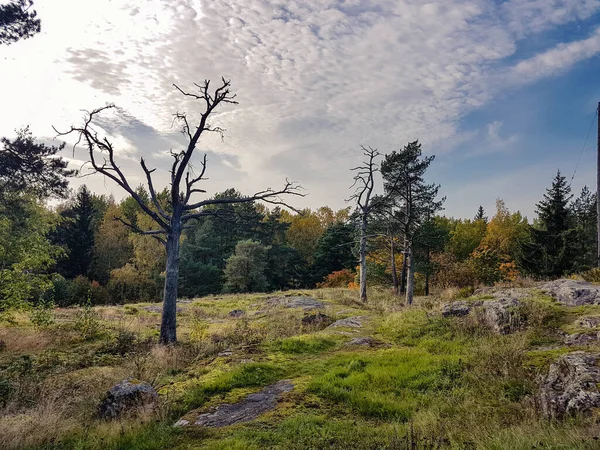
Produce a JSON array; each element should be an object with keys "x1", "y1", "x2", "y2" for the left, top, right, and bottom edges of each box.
[{"x1": 1, "y1": 0, "x2": 599, "y2": 220}]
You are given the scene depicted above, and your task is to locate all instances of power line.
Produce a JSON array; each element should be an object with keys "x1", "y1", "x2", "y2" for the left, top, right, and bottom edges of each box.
[{"x1": 570, "y1": 106, "x2": 599, "y2": 184}]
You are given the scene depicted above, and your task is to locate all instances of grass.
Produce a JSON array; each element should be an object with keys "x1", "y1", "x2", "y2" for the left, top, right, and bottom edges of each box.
[{"x1": 1, "y1": 287, "x2": 599, "y2": 449}]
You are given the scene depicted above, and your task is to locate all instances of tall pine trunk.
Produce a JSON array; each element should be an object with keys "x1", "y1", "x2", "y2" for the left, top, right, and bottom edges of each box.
[
  {"x1": 406, "y1": 242, "x2": 414, "y2": 305},
  {"x1": 400, "y1": 237, "x2": 408, "y2": 294},
  {"x1": 425, "y1": 247, "x2": 430, "y2": 296},
  {"x1": 359, "y1": 214, "x2": 368, "y2": 303},
  {"x1": 159, "y1": 221, "x2": 181, "y2": 345},
  {"x1": 390, "y1": 236, "x2": 399, "y2": 295}
]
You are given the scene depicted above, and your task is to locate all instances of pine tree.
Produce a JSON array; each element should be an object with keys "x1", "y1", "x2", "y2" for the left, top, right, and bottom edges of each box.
[
  {"x1": 53, "y1": 185, "x2": 100, "y2": 278},
  {"x1": 572, "y1": 186, "x2": 597, "y2": 270},
  {"x1": 380, "y1": 140, "x2": 444, "y2": 304},
  {"x1": 475, "y1": 206, "x2": 487, "y2": 222},
  {"x1": 524, "y1": 171, "x2": 576, "y2": 277}
]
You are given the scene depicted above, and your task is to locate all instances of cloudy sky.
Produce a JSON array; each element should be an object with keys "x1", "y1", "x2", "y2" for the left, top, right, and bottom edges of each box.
[{"x1": 1, "y1": 0, "x2": 599, "y2": 220}]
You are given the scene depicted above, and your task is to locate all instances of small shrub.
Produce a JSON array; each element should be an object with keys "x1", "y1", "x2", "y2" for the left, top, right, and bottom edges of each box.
[
  {"x1": 104, "y1": 329, "x2": 137, "y2": 356},
  {"x1": 579, "y1": 267, "x2": 600, "y2": 283},
  {"x1": 317, "y1": 269, "x2": 356, "y2": 288},
  {"x1": 74, "y1": 301, "x2": 102, "y2": 340},
  {"x1": 29, "y1": 298, "x2": 55, "y2": 329}
]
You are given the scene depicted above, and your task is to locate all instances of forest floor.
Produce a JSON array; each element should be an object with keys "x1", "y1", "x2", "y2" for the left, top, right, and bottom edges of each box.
[{"x1": 1, "y1": 286, "x2": 600, "y2": 449}]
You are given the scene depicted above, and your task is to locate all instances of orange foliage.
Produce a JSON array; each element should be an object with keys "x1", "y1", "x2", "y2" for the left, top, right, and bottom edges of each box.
[{"x1": 316, "y1": 269, "x2": 356, "y2": 288}]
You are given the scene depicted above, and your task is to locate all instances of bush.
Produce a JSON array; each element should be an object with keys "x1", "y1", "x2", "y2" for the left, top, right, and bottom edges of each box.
[
  {"x1": 317, "y1": 269, "x2": 355, "y2": 288},
  {"x1": 29, "y1": 298, "x2": 55, "y2": 328},
  {"x1": 74, "y1": 301, "x2": 102, "y2": 340},
  {"x1": 578, "y1": 267, "x2": 600, "y2": 282},
  {"x1": 107, "y1": 264, "x2": 161, "y2": 303}
]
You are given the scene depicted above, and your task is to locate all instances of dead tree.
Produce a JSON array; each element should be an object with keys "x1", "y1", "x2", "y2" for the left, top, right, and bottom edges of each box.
[
  {"x1": 56, "y1": 78, "x2": 303, "y2": 344},
  {"x1": 348, "y1": 146, "x2": 380, "y2": 303}
]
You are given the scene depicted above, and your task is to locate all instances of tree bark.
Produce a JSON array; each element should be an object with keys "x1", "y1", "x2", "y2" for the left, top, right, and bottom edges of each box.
[
  {"x1": 400, "y1": 237, "x2": 408, "y2": 294},
  {"x1": 405, "y1": 242, "x2": 414, "y2": 305},
  {"x1": 159, "y1": 221, "x2": 181, "y2": 345},
  {"x1": 390, "y1": 235, "x2": 399, "y2": 296},
  {"x1": 425, "y1": 247, "x2": 430, "y2": 296},
  {"x1": 359, "y1": 214, "x2": 368, "y2": 303}
]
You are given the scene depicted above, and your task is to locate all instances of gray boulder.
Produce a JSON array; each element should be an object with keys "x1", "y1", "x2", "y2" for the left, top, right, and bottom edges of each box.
[
  {"x1": 538, "y1": 352, "x2": 600, "y2": 419},
  {"x1": 481, "y1": 298, "x2": 522, "y2": 334},
  {"x1": 175, "y1": 380, "x2": 293, "y2": 427},
  {"x1": 98, "y1": 378, "x2": 158, "y2": 419},
  {"x1": 228, "y1": 309, "x2": 245, "y2": 318},
  {"x1": 541, "y1": 279, "x2": 600, "y2": 306},
  {"x1": 441, "y1": 298, "x2": 521, "y2": 334}
]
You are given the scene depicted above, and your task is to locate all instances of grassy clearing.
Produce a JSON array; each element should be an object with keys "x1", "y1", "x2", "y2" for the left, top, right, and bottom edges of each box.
[{"x1": 1, "y1": 288, "x2": 599, "y2": 449}]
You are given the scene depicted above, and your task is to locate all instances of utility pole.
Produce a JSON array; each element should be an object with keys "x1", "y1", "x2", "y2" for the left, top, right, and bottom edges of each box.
[{"x1": 597, "y1": 102, "x2": 600, "y2": 267}]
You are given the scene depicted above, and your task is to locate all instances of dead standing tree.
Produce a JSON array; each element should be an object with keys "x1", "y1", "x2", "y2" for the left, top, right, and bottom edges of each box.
[
  {"x1": 348, "y1": 146, "x2": 380, "y2": 303},
  {"x1": 57, "y1": 78, "x2": 303, "y2": 344}
]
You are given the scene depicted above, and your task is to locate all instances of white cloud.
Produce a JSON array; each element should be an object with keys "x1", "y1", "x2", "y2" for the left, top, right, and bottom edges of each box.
[{"x1": 0, "y1": 0, "x2": 599, "y2": 214}]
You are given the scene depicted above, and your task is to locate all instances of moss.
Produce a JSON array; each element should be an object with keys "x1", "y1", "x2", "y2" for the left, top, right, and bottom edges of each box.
[{"x1": 270, "y1": 336, "x2": 337, "y2": 354}]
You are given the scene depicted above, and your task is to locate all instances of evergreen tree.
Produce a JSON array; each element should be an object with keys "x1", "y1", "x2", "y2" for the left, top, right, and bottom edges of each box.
[
  {"x1": 53, "y1": 185, "x2": 100, "y2": 278},
  {"x1": 311, "y1": 223, "x2": 356, "y2": 285},
  {"x1": 475, "y1": 205, "x2": 487, "y2": 222},
  {"x1": 523, "y1": 171, "x2": 576, "y2": 277},
  {"x1": 380, "y1": 140, "x2": 444, "y2": 304},
  {"x1": 0, "y1": 127, "x2": 75, "y2": 204},
  {"x1": 0, "y1": 0, "x2": 41, "y2": 45},
  {"x1": 572, "y1": 186, "x2": 597, "y2": 270},
  {"x1": 179, "y1": 219, "x2": 223, "y2": 296}
]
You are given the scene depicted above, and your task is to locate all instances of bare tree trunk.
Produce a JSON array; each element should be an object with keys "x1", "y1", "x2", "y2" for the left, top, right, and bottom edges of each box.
[
  {"x1": 425, "y1": 247, "x2": 430, "y2": 296},
  {"x1": 359, "y1": 214, "x2": 368, "y2": 303},
  {"x1": 159, "y1": 221, "x2": 181, "y2": 345},
  {"x1": 390, "y1": 235, "x2": 399, "y2": 296},
  {"x1": 400, "y1": 237, "x2": 408, "y2": 294},
  {"x1": 406, "y1": 242, "x2": 414, "y2": 305}
]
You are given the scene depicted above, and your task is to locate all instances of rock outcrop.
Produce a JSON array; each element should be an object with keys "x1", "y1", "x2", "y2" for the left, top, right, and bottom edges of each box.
[
  {"x1": 538, "y1": 352, "x2": 600, "y2": 419},
  {"x1": 175, "y1": 380, "x2": 293, "y2": 427},
  {"x1": 541, "y1": 279, "x2": 600, "y2": 306},
  {"x1": 442, "y1": 298, "x2": 521, "y2": 334},
  {"x1": 346, "y1": 337, "x2": 375, "y2": 347},
  {"x1": 564, "y1": 332, "x2": 600, "y2": 346},
  {"x1": 328, "y1": 316, "x2": 366, "y2": 328},
  {"x1": 266, "y1": 296, "x2": 324, "y2": 310},
  {"x1": 301, "y1": 313, "x2": 332, "y2": 326},
  {"x1": 98, "y1": 378, "x2": 158, "y2": 419}
]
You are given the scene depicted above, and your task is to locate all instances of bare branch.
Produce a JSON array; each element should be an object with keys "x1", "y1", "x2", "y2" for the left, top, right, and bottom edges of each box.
[
  {"x1": 183, "y1": 180, "x2": 305, "y2": 214},
  {"x1": 114, "y1": 216, "x2": 167, "y2": 245},
  {"x1": 54, "y1": 106, "x2": 171, "y2": 231},
  {"x1": 140, "y1": 158, "x2": 170, "y2": 221}
]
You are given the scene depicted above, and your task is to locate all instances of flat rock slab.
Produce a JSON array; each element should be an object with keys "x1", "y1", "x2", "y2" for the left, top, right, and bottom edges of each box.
[
  {"x1": 564, "y1": 332, "x2": 600, "y2": 346},
  {"x1": 266, "y1": 296, "x2": 324, "y2": 310},
  {"x1": 347, "y1": 337, "x2": 375, "y2": 346},
  {"x1": 541, "y1": 279, "x2": 600, "y2": 306},
  {"x1": 328, "y1": 316, "x2": 367, "y2": 328},
  {"x1": 175, "y1": 380, "x2": 293, "y2": 428}
]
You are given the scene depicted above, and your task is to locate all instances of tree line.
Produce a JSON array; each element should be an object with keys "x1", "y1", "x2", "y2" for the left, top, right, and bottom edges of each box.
[{"x1": 1, "y1": 78, "x2": 597, "y2": 345}]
